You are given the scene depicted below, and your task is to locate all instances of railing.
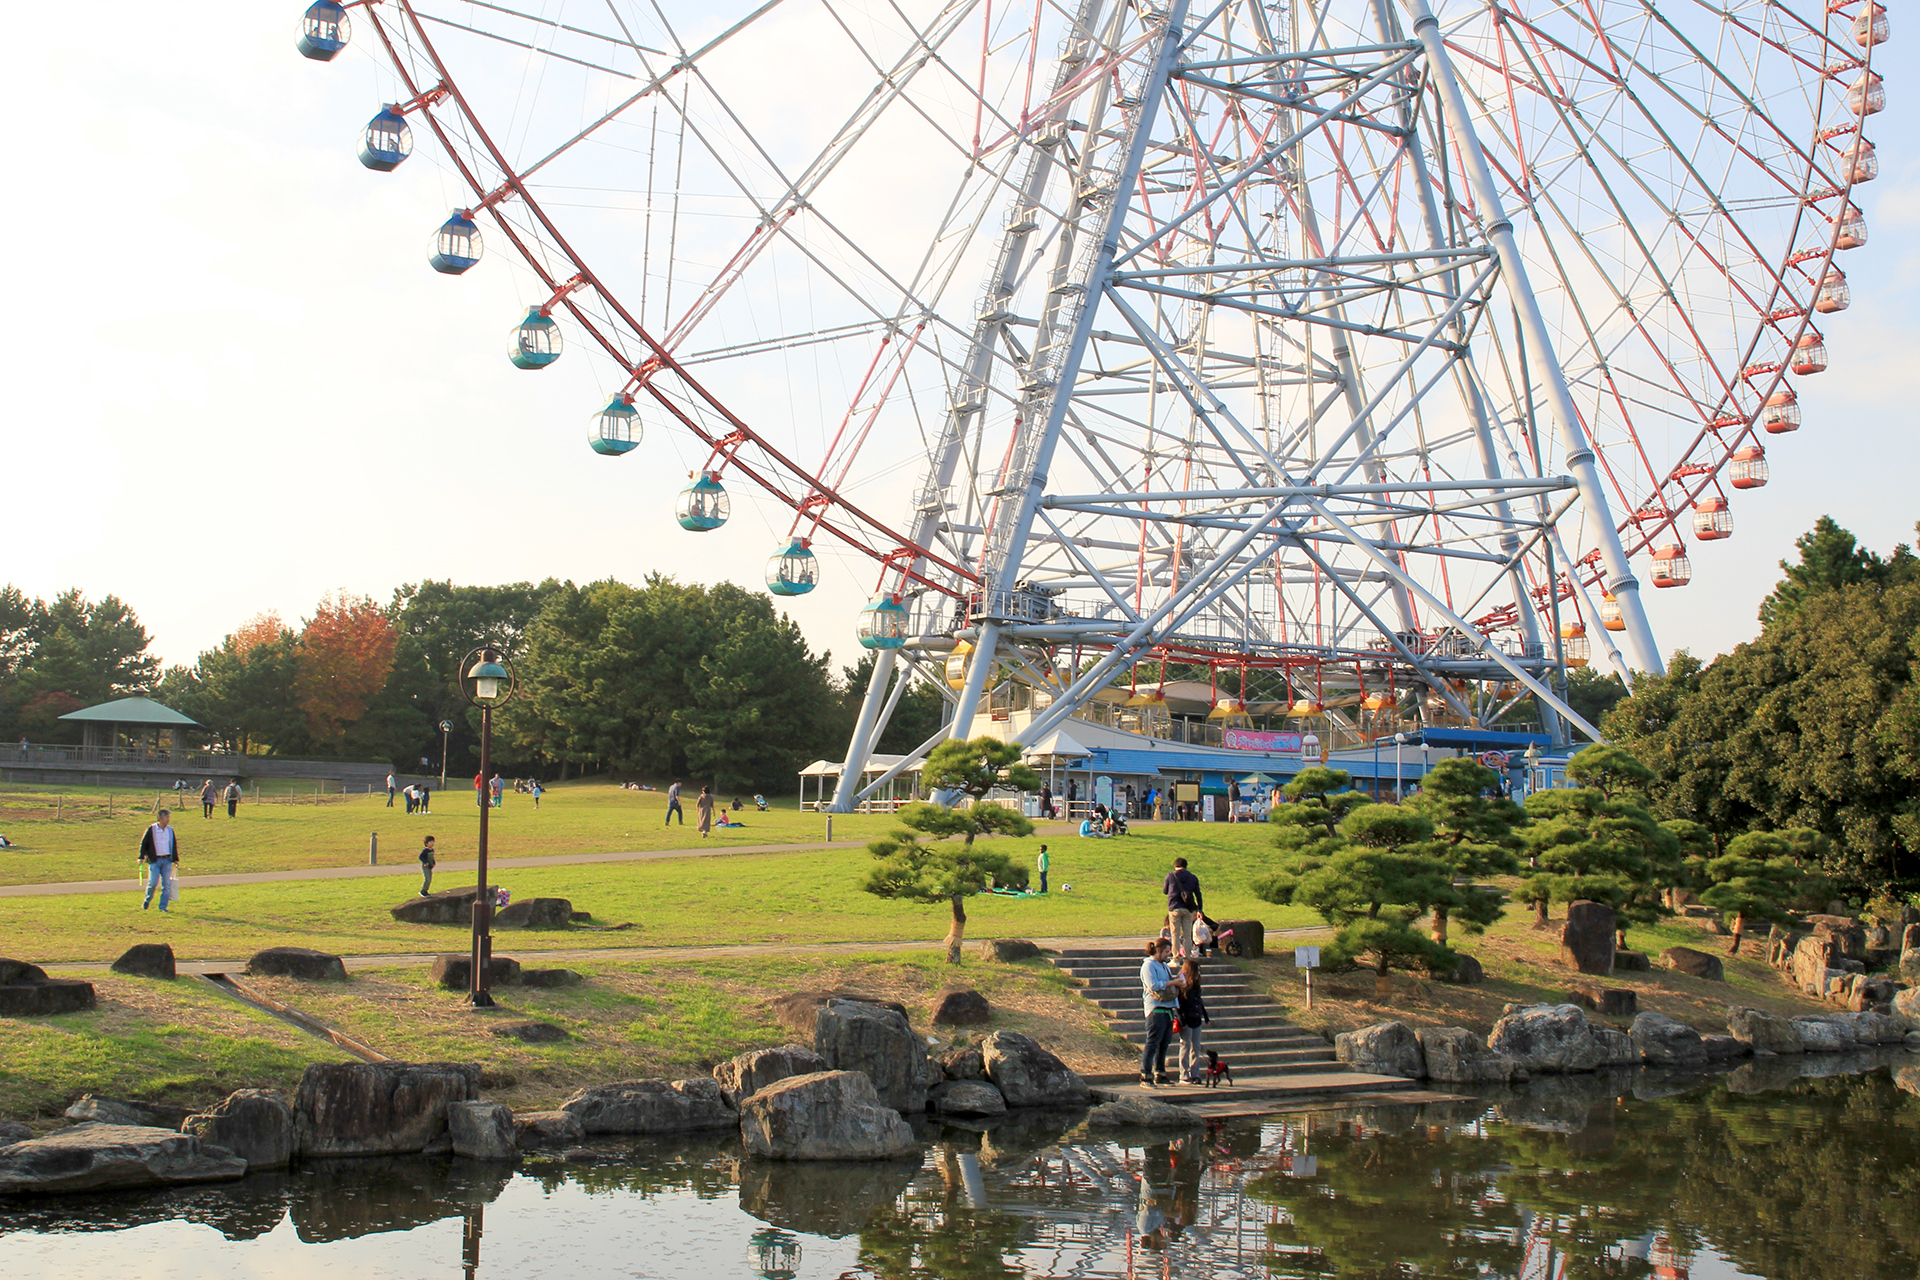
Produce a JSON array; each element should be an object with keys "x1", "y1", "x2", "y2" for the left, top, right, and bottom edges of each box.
[{"x1": 4, "y1": 743, "x2": 230, "y2": 769}]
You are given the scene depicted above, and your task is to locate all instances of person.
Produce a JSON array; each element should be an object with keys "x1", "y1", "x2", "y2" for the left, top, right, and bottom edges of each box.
[
  {"x1": 665, "y1": 780, "x2": 684, "y2": 826},
  {"x1": 1163, "y1": 857, "x2": 1203, "y2": 957},
  {"x1": 696, "y1": 785, "x2": 714, "y2": 837},
  {"x1": 490, "y1": 773, "x2": 504, "y2": 808},
  {"x1": 418, "y1": 835, "x2": 437, "y2": 896},
  {"x1": 529, "y1": 779, "x2": 544, "y2": 810},
  {"x1": 474, "y1": 771, "x2": 485, "y2": 808},
  {"x1": 139, "y1": 810, "x2": 182, "y2": 912},
  {"x1": 418, "y1": 783, "x2": 431, "y2": 814},
  {"x1": 200, "y1": 779, "x2": 216, "y2": 820},
  {"x1": 1039, "y1": 784, "x2": 1052, "y2": 820},
  {"x1": 715, "y1": 808, "x2": 745, "y2": 829},
  {"x1": 1176, "y1": 957, "x2": 1211, "y2": 1083},
  {"x1": 223, "y1": 780, "x2": 241, "y2": 818},
  {"x1": 1227, "y1": 778, "x2": 1241, "y2": 823},
  {"x1": 1036, "y1": 843, "x2": 1050, "y2": 894},
  {"x1": 1138, "y1": 938, "x2": 1181, "y2": 1086},
  {"x1": 386, "y1": 772, "x2": 397, "y2": 808}
]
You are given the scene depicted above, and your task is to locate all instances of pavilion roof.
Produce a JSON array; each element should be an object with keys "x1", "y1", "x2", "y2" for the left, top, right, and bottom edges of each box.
[{"x1": 58, "y1": 696, "x2": 201, "y2": 728}]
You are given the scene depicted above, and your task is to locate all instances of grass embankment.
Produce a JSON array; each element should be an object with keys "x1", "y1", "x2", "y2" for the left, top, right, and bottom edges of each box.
[
  {"x1": 5, "y1": 952, "x2": 1132, "y2": 1123},
  {"x1": 0, "y1": 819, "x2": 1315, "y2": 963}
]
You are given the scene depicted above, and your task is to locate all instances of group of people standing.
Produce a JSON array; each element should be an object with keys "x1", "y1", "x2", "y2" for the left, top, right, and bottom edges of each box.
[
  {"x1": 195, "y1": 779, "x2": 243, "y2": 819},
  {"x1": 1138, "y1": 858, "x2": 1213, "y2": 1086}
]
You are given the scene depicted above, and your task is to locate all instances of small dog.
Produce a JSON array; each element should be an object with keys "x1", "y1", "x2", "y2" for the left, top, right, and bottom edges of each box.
[{"x1": 1204, "y1": 1050, "x2": 1233, "y2": 1088}]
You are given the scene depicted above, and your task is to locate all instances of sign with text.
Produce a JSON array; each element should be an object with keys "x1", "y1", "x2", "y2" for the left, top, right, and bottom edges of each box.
[
  {"x1": 1293, "y1": 945, "x2": 1321, "y2": 969},
  {"x1": 1224, "y1": 729, "x2": 1304, "y2": 753}
]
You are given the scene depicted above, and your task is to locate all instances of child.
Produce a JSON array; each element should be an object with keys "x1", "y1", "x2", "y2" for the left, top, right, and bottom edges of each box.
[
  {"x1": 1192, "y1": 915, "x2": 1217, "y2": 957},
  {"x1": 418, "y1": 836, "x2": 437, "y2": 896}
]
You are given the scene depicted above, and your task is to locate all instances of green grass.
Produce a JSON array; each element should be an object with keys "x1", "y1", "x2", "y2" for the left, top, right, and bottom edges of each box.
[{"x1": 1, "y1": 819, "x2": 1318, "y2": 962}]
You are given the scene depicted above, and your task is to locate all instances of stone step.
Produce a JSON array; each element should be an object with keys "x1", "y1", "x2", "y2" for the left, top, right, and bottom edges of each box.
[
  {"x1": 1084, "y1": 991, "x2": 1276, "y2": 1010},
  {"x1": 1103, "y1": 1022, "x2": 1326, "y2": 1046},
  {"x1": 1055, "y1": 958, "x2": 1244, "y2": 973},
  {"x1": 1075, "y1": 976, "x2": 1256, "y2": 994},
  {"x1": 1090, "y1": 1071, "x2": 1418, "y2": 1104}
]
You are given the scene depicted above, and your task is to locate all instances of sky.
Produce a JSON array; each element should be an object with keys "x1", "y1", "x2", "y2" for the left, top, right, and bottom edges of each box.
[{"x1": 3, "y1": 4, "x2": 1915, "y2": 678}]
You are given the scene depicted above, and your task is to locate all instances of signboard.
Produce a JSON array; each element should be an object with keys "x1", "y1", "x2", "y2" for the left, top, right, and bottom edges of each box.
[
  {"x1": 1174, "y1": 782, "x2": 1200, "y2": 803},
  {"x1": 1224, "y1": 729, "x2": 1303, "y2": 753},
  {"x1": 1294, "y1": 945, "x2": 1321, "y2": 969},
  {"x1": 1478, "y1": 750, "x2": 1510, "y2": 769},
  {"x1": 1094, "y1": 775, "x2": 1114, "y2": 809}
]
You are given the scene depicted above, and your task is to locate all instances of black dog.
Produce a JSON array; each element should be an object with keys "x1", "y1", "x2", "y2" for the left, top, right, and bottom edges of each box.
[{"x1": 1204, "y1": 1050, "x2": 1233, "y2": 1088}]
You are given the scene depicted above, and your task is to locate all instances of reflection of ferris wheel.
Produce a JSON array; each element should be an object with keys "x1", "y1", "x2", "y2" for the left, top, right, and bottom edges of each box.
[{"x1": 296, "y1": 0, "x2": 1885, "y2": 805}]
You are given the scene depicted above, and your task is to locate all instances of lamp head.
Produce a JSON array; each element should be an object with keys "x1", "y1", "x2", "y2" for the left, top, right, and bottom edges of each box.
[{"x1": 467, "y1": 651, "x2": 511, "y2": 703}]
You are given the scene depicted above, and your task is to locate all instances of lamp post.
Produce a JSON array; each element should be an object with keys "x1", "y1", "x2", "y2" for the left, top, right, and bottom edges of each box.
[
  {"x1": 1524, "y1": 741, "x2": 1542, "y2": 796},
  {"x1": 1393, "y1": 732, "x2": 1406, "y2": 802},
  {"x1": 1420, "y1": 740, "x2": 1431, "y2": 792},
  {"x1": 438, "y1": 719, "x2": 453, "y2": 791},
  {"x1": 459, "y1": 647, "x2": 515, "y2": 1008}
]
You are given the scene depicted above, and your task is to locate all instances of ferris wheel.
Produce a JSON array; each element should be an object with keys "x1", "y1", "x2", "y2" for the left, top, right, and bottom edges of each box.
[{"x1": 293, "y1": 0, "x2": 1886, "y2": 808}]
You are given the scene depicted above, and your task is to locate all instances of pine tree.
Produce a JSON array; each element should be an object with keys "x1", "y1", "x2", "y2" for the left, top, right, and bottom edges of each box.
[
  {"x1": 1520, "y1": 745, "x2": 1682, "y2": 943},
  {"x1": 1404, "y1": 757, "x2": 1525, "y2": 943},
  {"x1": 1701, "y1": 832, "x2": 1809, "y2": 954}
]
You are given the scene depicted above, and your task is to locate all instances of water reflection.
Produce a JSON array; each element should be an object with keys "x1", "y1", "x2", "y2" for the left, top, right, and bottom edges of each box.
[{"x1": 2, "y1": 1052, "x2": 1918, "y2": 1279}]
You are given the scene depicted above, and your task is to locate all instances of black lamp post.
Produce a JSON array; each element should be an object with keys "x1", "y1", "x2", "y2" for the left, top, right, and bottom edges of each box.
[
  {"x1": 438, "y1": 718, "x2": 453, "y2": 791},
  {"x1": 460, "y1": 646, "x2": 515, "y2": 1008}
]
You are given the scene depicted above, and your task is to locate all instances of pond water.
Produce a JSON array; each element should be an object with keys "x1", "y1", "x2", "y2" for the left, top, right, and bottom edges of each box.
[{"x1": 4, "y1": 1052, "x2": 1919, "y2": 1279}]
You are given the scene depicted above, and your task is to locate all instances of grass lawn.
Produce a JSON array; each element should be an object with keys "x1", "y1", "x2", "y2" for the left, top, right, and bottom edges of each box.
[
  {"x1": 0, "y1": 781, "x2": 903, "y2": 885},
  {"x1": 1, "y1": 820, "x2": 1319, "y2": 963}
]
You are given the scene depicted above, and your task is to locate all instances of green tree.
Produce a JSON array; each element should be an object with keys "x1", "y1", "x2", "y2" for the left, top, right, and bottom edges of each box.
[
  {"x1": 676, "y1": 597, "x2": 840, "y2": 791},
  {"x1": 1521, "y1": 746, "x2": 1682, "y2": 941},
  {"x1": 1565, "y1": 664, "x2": 1630, "y2": 727},
  {"x1": 1700, "y1": 832, "x2": 1809, "y2": 955},
  {"x1": 1758, "y1": 514, "x2": 1913, "y2": 627},
  {"x1": 862, "y1": 736, "x2": 1038, "y2": 962},
  {"x1": 1405, "y1": 756, "x2": 1525, "y2": 943},
  {"x1": 842, "y1": 652, "x2": 943, "y2": 755}
]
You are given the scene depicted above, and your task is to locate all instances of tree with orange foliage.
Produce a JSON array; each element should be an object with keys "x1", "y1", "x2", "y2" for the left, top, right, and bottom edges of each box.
[
  {"x1": 229, "y1": 611, "x2": 289, "y2": 657},
  {"x1": 294, "y1": 592, "x2": 399, "y2": 741}
]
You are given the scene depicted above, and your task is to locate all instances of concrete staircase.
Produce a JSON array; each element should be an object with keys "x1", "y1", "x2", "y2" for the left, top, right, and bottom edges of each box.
[{"x1": 1051, "y1": 946, "x2": 1342, "y2": 1078}]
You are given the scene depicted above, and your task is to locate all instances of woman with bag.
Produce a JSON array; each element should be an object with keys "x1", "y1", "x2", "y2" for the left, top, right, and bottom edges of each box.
[{"x1": 1175, "y1": 957, "x2": 1210, "y2": 1084}]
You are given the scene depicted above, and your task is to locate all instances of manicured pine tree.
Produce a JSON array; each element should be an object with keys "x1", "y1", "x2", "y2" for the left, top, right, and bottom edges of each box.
[
  {"x1": 1404, "y1": 757, "x2": 1525, "y2": 943},
  {"x1": 1520, "y1": 745, "x2": 1682, "y2": 945},
  {"x1": 1701, "y1": 832, "x2": 1808, "y2": 955}
]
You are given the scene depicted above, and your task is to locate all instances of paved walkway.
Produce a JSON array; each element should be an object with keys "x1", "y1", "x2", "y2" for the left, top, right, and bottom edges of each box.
[{"x1": 0, "y1": 840, "x2": 842, "y2": 898}]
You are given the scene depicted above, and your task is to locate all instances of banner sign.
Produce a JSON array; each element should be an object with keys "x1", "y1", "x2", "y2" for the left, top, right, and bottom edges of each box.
[{"x1": 1224, "y1": 729, "x2": 1303, "y2": 752}]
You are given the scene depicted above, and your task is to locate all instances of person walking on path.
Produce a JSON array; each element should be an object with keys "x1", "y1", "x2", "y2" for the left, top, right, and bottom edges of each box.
[
  {"x1": 1163, "y1": 857, "x2": 1203, "y2": 958},
  {"x1": 1227, "y1": 779, "x2": 1241, "y2": 823},
  {"x1": 1175, "y1": 957, "x2": 1211, "y2": 1083},
  {"x1": 1037, "y1": 843, "x2": 1050, "y2": 894},
  {"x1": 665, "y1": 781, "x2": 684, "y2": 825},
  {"x1": 695, "y1": 785, "x2": 715, "y2": 837},
  {"x1": 417, "y1": 835, "x2": 437, "y2": 896},
  {"x1": 386, "y1": 773, "x2": 397, "y2": 808},
  {"x1": 200, "y1": 780, "x2": 216, "y2": 820},
  {"x1": 1138, "y1": 938, "x2": 1181, "y2": 1086},
  {"x1": 139, "y1": 810, "x2": 182, "y2": 912},
  {"x1": 223, "y1": 780, "x2": 241, "y2": 818}
]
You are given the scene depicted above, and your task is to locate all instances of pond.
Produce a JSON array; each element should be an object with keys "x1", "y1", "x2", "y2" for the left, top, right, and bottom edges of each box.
[{"x1": 3, "y1": 1052, "x2": 1918, "y2": 1279}]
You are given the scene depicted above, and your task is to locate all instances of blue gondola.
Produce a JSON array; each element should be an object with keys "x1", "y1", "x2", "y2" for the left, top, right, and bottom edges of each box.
[
  {"x1": 297, "y1": 1, "x2": 350, "y2": 60},
  {"x1": 590, "y1": 394, "x2": 640, "y2": 456},
  {"x1": 429, "y1": 212, "x2": 482, "y2": 275},
  {"x1": 676, "y1": 472, "x2": 730, "y2": 531},
  {"x1": 766, "y1": 538, "x2": 818, "y2": 596},
  {"x1": 856, "y1": 594, "x2": 909, "y2": 649},
  {"x1": 359, "y1": 107, "x2": 412, "y2": 171},
  {"x1": 510, "y1": 307, "x2": 562, "y2": 369}
]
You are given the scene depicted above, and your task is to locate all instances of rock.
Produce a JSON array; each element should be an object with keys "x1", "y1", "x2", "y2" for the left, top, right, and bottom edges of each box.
[
  {"x1": 0, "y1": 961, "x2": 95, "y2": 1016},
  {"x1": 389, "y1": 887, "x2": 483, "y2": 924},
  {"x1": 738, "y1": 1071, "x2": 918, "y2": 1161},
  {"x1": 939, "y1": 1046, "x2": 986, "y2": 1080},
  {"x1": 1568, "y1": 986, "x2": 1637, "y2": 1017},
  {"x1": 293, "y1": 1061, "x2": 479, "y2": 1157},
  {"x1": 0, "y1": 959, "x2": 48, "y2": 985},
  {"x1": 559, "y1": 1078, "x2": 737, "y2": 1134},
  {"x1": 518, "y1": 968, "x2": 583, "y2": 989},
  {"x1": 770, "y1": 990, "x2": 910, "y2": 1039},
  {"x1": 1661, "y1": 947, "x2": 1725, "y2": 982},
  {"x1": 0, "y1": 1121, "x2": 31, "y2": 1146},
  {"x1": 1415, "y1": 1026, "x2": 1526, "y2": 1083},
  {"x1": 980, "y1": 1031, "x2": 1090, "y2": 1108},
  {"x1": 110, "y1": 943, "x2": 176, "y2": 980},
  {"x1": 1334, "y1": 1021, "x2": 1425, "y2": 1079},
  {"x1": 1087, "y1": 1097, "x2": 1204, "y2": 1128},
  {"x1": 1840, "y1": 1011, "x2": 1906, "y2": 1044},
  {"x1": 1488, "y1": 1004, "x2": 1620, "y2": 1073},
  {"x1": 180, "y1": 1090, "x2": 294, "y2": 1169},
  {"x1": 1630, "y1": 1012, "x2": 1707, "y2": 1065},
  {"x1": 1891, "y1": 987, "x2": 1920, "y2": 1028},
  {"x1": 490, "y1": 1021, "x2": 568, "y2": 1043},
  {"x1": 1868, "y1": 924, "x2": 1895, "y2": 950},
  {"x1": 1727, "y1": 1008, "x2": 1804, "y2": 1054},
  {"x1": 1613, "y1": 950, "x2": 1651, "y2": 972},
  {"x1": 713, "y1": 1045, "x2": 828, "y2": 1106},
  {"x1": 427, "y1": 954, "x2": 521, "y2": 991},
  {"x1": 0, "y1": 1125, "x2": 246, "y2": 1195},
  {"x1": 1899, "y1": 950, "x2": 1920, "y2": 986},
  {"x1": 982, "y1": 939, "x2": 1043, "y2": 961},
  {"x1": 931, "y1": 987, "x2": 991, "y2": 1026},
  {"x1": 1904, "y1": 923, "x2": 1920, "y2": 953},
  {"x1": 1218, "y1": 919, "x2": 1266, "y2": 958},
  {"x1": 928, "y1": 1080, "x2": 1007, "y2": 1116},
  {"x1": 1791, "y1": 1016, "x2": 1851, "y2": 1053},
  {"x1": 447, "y1": 1102, "x2": 519, "y2": 1162},
  {"x1": 1822, "y1": 900, "x2": 1850, "y2": 918},
  {"x1": 1808, "y1": 916, "x2": 1867, "y2": 960},
  {"x1": 64, "y1": 1095, "x2": 194, "y2": 1129},
  {"x1": 1907, "y1": 1031, "x2": 1920, "y2": 1051},
  {"x1": 511, "y1": 1110, "x2": 584, "y2": 1150},
  {"x1": 493, "y1": 897, "x2": 574, "y2": 930},
  {"x1": 1790, "y1": 936, "x2": 1838, "y2": 994},
  {"x1": 1434, "y1": 953, "x2": 1484, "y2": 984},
  {"x1": 246, "y1": 947, "x2": 347, "y2": 981},
  {"x1": 1898, "y1": 1066, "x2": 1920, "y2": 1098},
  {"x1": 814, "y1": 999, "x2": 935, "y2": 1114},
  {"x1": 1591, "y1": 1026, "x2": 1638, "y2": 1066},
  {"x1": 1700, "y1": 1034, "x2": 1748, "y2": 1059},
  {"x1": 1558, "y1": 901, "x2": 1617, "y2": 975}
]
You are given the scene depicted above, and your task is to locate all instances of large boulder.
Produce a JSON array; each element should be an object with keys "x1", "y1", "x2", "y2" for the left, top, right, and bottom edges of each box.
[
  {"x1": 447, "y1": 1102, "x2": 519, "y2": 1162},
  {"x1": 1558, "y1": 901, "x2": 1617, "y2": 975},
  {"x1": 510, "y1": 1110, "x2": 584, "y2": 1151},
  {"x1": 1568, "y1": 986, "x2": 1637, "y2": 1017},
  {"x1": 1727, "y1": 1007, "x2": 1805, "y2": 1054},
  {"x1": 493, "y1": 898, "x2": 574, "y2": 930},
  {"x1": 928, "y1": 1080, "x2": 1007, "y2": 1116},
  {"x1": 815, "y1": 999, "x2": 937, "y2": 1114},
  {"x1": 1613, "y1": 950, "x2": 1652, "y2": 973},
  {"x1": 1488, "y1": 1004, "x2": 1620, "y2": 1073},
  {"x1": 1844, "y1": 1011, "x2": 1909, "y2": 1044},
  {"x1": 519, "y1": 969, "x2": 583, "y2": 989},
  {"x1": 939, "y1": 1045, "x2": 986, "y2": 1080},
  {"x1": 1630, "y1": 1012, "x2": 1708, "y2": 1066},
  {"x1": 1790, "y1": 936, "x2": 1838, "y2": 995},
  {"x1": 982, "y1": 940, "x2": 1043, "y2": 961},
  {"x1": 1894, "y1": 987, "x2": 1920, "y2": 1028},
  {"x1": 1661, "y1": 947, "x2": 1725, "y2": 982},
  {"x1": 180, "y1": 1089, "x2": 294, "y2": 1169},
  {"x1": 980, "y1": 1031, "x2": 1089, "y2": 1108},
  {"x1": 771, "y1": 990, "x2": 910, "y2": 1039},
  {"x1": 1334, "y1": 1021, "x2": 1424, "y2": 1079},
  {"x1": 247, "y1": 948, "x2": 347, "y2": 981},
  {"x1": 111, "y1": 943, "x2": 177, "y2": 981},
  {"x1": 739, "y1": 1071, "x2": 918, "y2": 1161},
  {"x1": 714, "y1": 1045, "x2": 828, "y2": 1106},
  {"x1": 0, "y1": 1125, "x2": 246, "y2": 1195},
  {"x1": 1436, "y1": 953, "x2": 1484, "y2": 985},
  {"x1": 1807, "y1": 916, "x2": 1867, "y2": 961},
  {"x1": 559, "y1": 1078, "x2": 737, "y2": 1134},
  {"x1": 1415, "y1": 1026, "x2": 1526, "y2": 1083},
  {"x1": 293, "y1": 1061, "x2": 478, "y2": 1157},
  {"x1": 1790, "y1": 1016, "x2": 1852, "y2": 1053},
  {"x1": 1700, "y1": 1034, "x2": 1749, "y2": 1059},
  {"x1": 390, "y1": 887, "x2": 482, "y2": 924},
  {"x1": 65, "y1": 1095, "x2": 193, "y2": 1129},
  {"x1": 0, "y1": 1120, "x2": 31, "y2": 1146},
  {"x1": 0, "y1": 958, "x2": 95, "y2": 1016},
  {"x1": 1087, "y1": 1097, "x2": 1204, "y2": 1128},
  {"x1": 427, "y1": 954, "x2": 521, "y2": 990},
  {"x1": 931, "y1": 987, "x2": 991, "y2": 1027}
]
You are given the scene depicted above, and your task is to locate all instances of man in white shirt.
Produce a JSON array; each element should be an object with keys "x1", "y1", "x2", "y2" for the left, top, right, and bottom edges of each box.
[
  {"x1": 386, "y1": 773, "x2": 397, "y2": 807},
  {"x1": 139, "y1": 810, "x2": 182, "y2": 912}
]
